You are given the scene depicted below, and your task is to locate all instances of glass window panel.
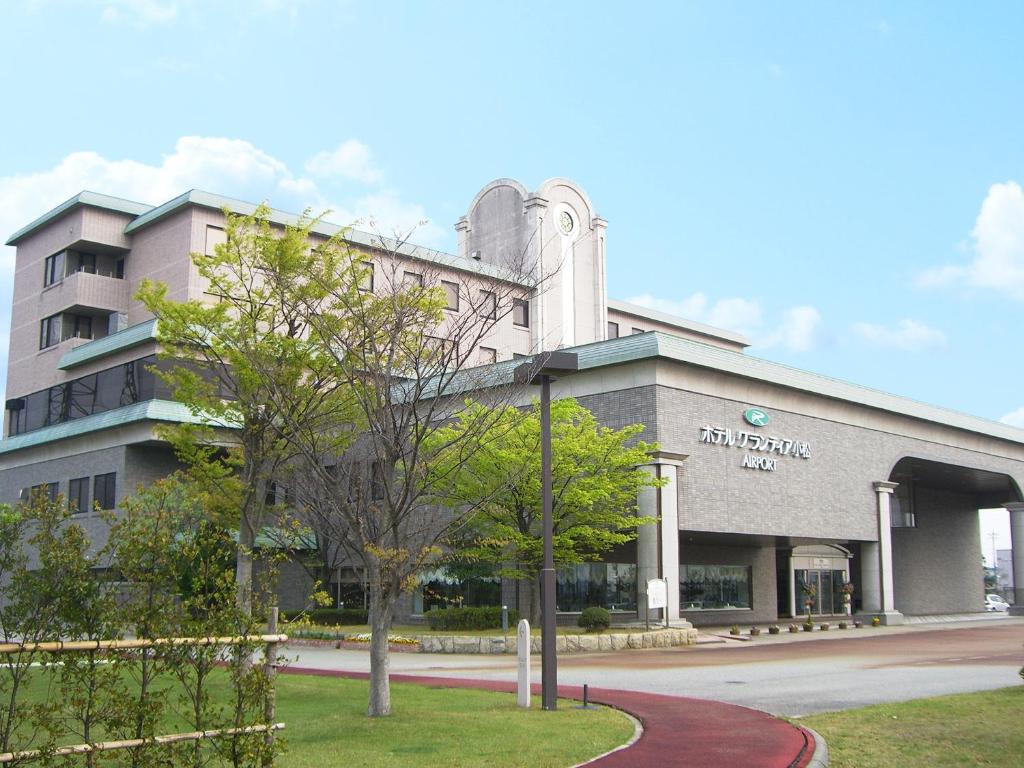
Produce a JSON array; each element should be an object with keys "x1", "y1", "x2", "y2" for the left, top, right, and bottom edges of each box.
[
  {"x1": 442, "y1": 281, "x2": 460, "y2": 311},
  {"x1": 607, "y1": 321, "x2": 619, "y2": 339},
  {"x1": 94, "y1": 473, "x2": 116, "y2": 510},
  {"x1": 68, "y1": 477, "x2": 89, "y2": 513},
  {"x1": 513, "y1": 298, "x2": 529, "y2": 327},
  {"x1": 680, "y1": 564, "x2": 751, "y2": 610}
]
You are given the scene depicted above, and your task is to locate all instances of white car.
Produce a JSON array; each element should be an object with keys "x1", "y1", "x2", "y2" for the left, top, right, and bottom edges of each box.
[{"x1": 985, "y1": 594, "x2": 1010, "y2": 612}]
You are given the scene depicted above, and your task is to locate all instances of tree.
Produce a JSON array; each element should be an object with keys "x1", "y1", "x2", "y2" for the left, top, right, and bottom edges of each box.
[
  {"x1": 434, "y1": 397, "x2": 662, "y2": 623},
  {"x1": 274, "y1": 229, "x2": 544, "y2": 717},
  {"x1": 136, "y1": 205, "x2": 363, "y2": 615}
]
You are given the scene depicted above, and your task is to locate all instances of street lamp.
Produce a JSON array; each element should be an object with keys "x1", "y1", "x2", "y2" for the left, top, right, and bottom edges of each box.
[{"x1": 514, "y1": 350, "x2": 579, "y2": 711}]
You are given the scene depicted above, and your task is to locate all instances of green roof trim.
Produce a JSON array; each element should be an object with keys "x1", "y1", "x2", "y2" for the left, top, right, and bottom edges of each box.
[
  {"x1": 6, "y1": 191, "x2": 153, "y2": 246},
  {"x1": 568, "y1": 331, "x2": 1024, "y2": 445},
  {"x1": 58, "y1": 319, "x2": 159, "y2": 370},
  {"x1": 122, "y1": 189, "x2": 531, "y2": 286},
  {"x1": 0, "y1": 399, "x2": 207, "y2": 455}
]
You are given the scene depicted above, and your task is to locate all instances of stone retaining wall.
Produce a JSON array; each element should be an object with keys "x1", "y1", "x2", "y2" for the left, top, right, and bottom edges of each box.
[{"x1": 418, "y1": 628, "x2": 697, "y2": 654}]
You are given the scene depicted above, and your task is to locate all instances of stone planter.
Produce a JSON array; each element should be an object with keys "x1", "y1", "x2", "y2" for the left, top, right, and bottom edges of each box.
[{"x1": 768, "y1": 625, "x2": 781, "y2": 635}]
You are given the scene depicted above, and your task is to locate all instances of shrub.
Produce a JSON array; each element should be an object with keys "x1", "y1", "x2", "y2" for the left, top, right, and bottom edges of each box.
[
  {"x1": 578, "y1": 606, "x2": 612, "y2": 632},
  {"x1": 871, "y1": 616, "x2": 881, "y2": 627},
  {"x1": 802, "y1": 621, "x2": 814, "y2": 632},
  {"x1": 768, "y1": 625, "x2": 781, "y2": 635},
  {"x1": 281, "y1": 608, "x2": 369, "y2": 626},
  {"x1": 424, "y1": 606, "x2": 519, "y2": 631},
  {"x1": 729, "y1": 624, "x2": 740, "y2": 636}
]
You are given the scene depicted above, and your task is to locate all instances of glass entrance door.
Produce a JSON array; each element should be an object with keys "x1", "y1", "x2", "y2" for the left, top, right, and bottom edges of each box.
[{"x1": 796, "y1": 569, "x2": 839, "y2": 615}]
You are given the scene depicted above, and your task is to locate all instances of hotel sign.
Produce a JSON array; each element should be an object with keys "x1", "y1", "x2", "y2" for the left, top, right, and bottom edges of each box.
[{"x1": 699, "y1": 412, "x2": 811, "y2": 473}]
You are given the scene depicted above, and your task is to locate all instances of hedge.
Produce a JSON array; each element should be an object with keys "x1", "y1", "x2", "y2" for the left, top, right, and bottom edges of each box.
[
  {"x1": 423, "y1": 606, "x2": 519, "y2": 631},
  {"x1": 281, "y1": 608, "x2": 369, "y2": 626}
]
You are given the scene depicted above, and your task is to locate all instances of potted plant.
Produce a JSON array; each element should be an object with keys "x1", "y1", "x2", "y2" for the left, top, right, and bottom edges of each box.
[
  {"x1": 840, "y1": 580, "x2": 855, "y2": 615},
  {"x1": 788, "y1": 624, "x2": 800, "y2": 633},
  {"x1": 801, "y1": 581, "x2": 817, "y2": 626},
  {"x1": 853, "y1": 619, "x2": 863, "y2": 628},
  {"x1": 871, "y1": 616, "x2": 881, "y2": 627},
  {"x1": 820, "y1": 622, "x2": 830, "y2": 631},
  {"x1": 838, "y1": 621, "x2": 848, "y2": 629},
  {"x1": 749, "y1": 626, "x2": 761, "y2": 637},
  {"x1": 768, "y1": 625, "x2": 781, "y2": 635},
  {"x1": 802, "y1": 620, "x2": 814, "y2": 632},
  {"x1": 729, "y1": 625, "x2": 740, "y2": 636}
]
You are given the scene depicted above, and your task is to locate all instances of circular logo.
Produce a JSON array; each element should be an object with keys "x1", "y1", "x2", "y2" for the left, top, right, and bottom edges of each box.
[
  {"x1": 557, "y1": 210, "x2": 574, "y2": 235},
  {"x1": 743, "y1": 408, "x2": 770, "y2": 427}
]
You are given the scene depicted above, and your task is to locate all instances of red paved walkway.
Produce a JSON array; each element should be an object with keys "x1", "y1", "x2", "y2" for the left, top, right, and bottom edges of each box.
[{"x1": 285, "y1": 667, "x2": 815, "y2": 767}]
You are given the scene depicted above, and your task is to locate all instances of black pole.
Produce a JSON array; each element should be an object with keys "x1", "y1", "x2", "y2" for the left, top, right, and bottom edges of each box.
[{"x1": 541, "y1": 373, "x2": 557, "y2": 711}]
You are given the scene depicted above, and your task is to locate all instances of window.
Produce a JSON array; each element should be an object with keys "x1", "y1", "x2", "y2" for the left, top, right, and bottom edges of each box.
[
  {"x1": 71, "y1": 315, "x2": 92, "y2": 340},
  {"x1": 513, "y1": 298, "x2": 529, "y2": 327},
  {"x1": 39, "y1": 314, "x2": 62, "y2": 349},
  {"x1": 43, "y1": 251, "x2": 66, "y2": 287},
  {"x1": 607, "y1": 321, "x2": 619, "y2": 339},
  {"x1": 680, "y1": 564, "x2": 752, "y2": 610},
  {"x1": 68, "y1": 477, "x2": 89, "y2": 513},
  {"x1": 93, "y1": 472, "x2": 117, "y2": 510},
  {"x1": 359, "y1": 261, "x2": 375, "y2": 292},
  {"x1": 556, "y1": 563, "x2": 637, "y2": 612},
  {"x1": 115, "y1": 258, "x2": 125, "y2": 279},
  {"x1": 403, "y1": 271, "x2": 424, "y2": 288},
  {"x1": 370, "y1": 462, "x2": 385, "y2": 501},
  {"x1": 478, "y1": 290, "x2": 497, "y2": 320},
  {"x1": 70, "y1": 252, "x2": 96, "y2": 275},
  {"x1": 441, "y1": 280, "x2": 460, "y2": 311},
  {"x1": 478, "y1": 346, "x2": 497, "y2": 365},
  {"x1": 632, "y1": 327, "x2": 644, "y2": 335},
  {"x1": 30, "y1": 482, "x2": 59, "y2": 504}
]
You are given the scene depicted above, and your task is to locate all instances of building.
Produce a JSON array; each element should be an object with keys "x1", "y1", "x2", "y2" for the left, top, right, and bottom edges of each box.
[{"x1": 3, "y1": 177, "x2": 1024, "y2": 625}]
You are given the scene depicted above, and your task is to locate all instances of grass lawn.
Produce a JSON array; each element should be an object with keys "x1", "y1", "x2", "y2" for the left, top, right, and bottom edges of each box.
[
  {"x1": 4, "y1": 667, "x2": 632, "y2": 767},
  {"x1": 797, "y1": 686, "x2": 1024, "y2": 767},
  {"x1": 277, "y1": 674, "x2": 633, "y2": 768}
]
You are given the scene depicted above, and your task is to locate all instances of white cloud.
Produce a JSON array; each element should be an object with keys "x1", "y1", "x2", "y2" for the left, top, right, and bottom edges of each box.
[
  {"x1": 626, "y1": 293, "x2": 821, "y2": 352},
  {"x1": 305, "y1": 140, "x2": 382, "y2": 184},
  {"x1": 852, "y1": 319, "x2": 946, "y2": 351},
  {"x1": 762, "y1": 306, "x2": 821, "y2": 353},
  {"x1": 1000, "y1": 408, "x2": 1024, "y2": 428},
  {"x1": 919, "y1": 181, "x2": 1024, "y2": 300}
]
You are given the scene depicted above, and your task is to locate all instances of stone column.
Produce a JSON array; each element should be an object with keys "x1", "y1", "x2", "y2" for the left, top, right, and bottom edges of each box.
[
  {"x1": 860, "y1": 541, "x2": 881, "y2": 612},
  {"x1": 636, "y1": 480, "x2": 659, "y2": 624},
  {"x1": 1005, "y1": 502, "x2": 1024, "y2": 615},
  {"x1": 659, "y1": 464, "x2": 680, "y2": 622},
  {"x1": 636, "y1": 462, "x2": 683, "y2": 624},
  {"x1": 787, "y1": 551, "x2": 797, "y2": 618},
  {"x1": 866, "y1": 481, "x2": 904, "y2": 624}
]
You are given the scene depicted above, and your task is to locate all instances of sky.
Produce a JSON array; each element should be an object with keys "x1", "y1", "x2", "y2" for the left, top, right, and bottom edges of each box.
[{"x1": 1, "y1": 1, "x2": 1022, "y2": 555}]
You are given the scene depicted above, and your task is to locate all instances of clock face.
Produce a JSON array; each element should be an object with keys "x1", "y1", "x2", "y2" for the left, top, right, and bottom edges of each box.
[{"x1": 558, "y1": 210, "x2": 574, "y2": 235}]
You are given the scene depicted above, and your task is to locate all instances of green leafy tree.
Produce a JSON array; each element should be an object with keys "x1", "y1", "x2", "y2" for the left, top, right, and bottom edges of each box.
[
  {"x1": 136, "y1": 204, "x2": 363, "y2": 615},
  {"x1": 434, "y1": 398, "x2": 662, "y2": 623},
  {"x1": 277, "y1": 232, "x2": 543, "y2": 717}
]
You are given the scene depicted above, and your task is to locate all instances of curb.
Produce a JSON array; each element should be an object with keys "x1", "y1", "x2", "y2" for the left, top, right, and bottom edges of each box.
[{"x1": 799, "y1": 727, "x2": 829, "y2": 767}]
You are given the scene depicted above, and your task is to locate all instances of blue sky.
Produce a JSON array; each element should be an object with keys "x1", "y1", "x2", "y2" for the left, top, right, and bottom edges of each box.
[{"x1": 2, "y1": 1, "x2": 1022, "y2": 550}]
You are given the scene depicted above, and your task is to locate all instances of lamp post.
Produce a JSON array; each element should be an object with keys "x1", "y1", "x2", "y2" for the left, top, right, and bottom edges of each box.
[{"x1": 514, "y1": 350, "x2": 579, "y2": 711}]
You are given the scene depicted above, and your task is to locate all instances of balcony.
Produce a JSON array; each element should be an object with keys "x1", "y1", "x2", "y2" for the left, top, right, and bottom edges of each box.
[{"x1": 39, "y1": 269, "x2": 130, "y2": 317}]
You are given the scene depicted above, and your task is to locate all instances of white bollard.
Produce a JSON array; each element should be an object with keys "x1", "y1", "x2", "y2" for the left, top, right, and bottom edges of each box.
[{"x1": 517, "y1": 619, "x2": 531, "y2": 708}]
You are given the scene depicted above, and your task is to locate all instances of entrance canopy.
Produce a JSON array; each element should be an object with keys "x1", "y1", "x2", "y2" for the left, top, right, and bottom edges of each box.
[{"x1": 890, "y1": 457, "x2": 1023, "y2": 510}]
